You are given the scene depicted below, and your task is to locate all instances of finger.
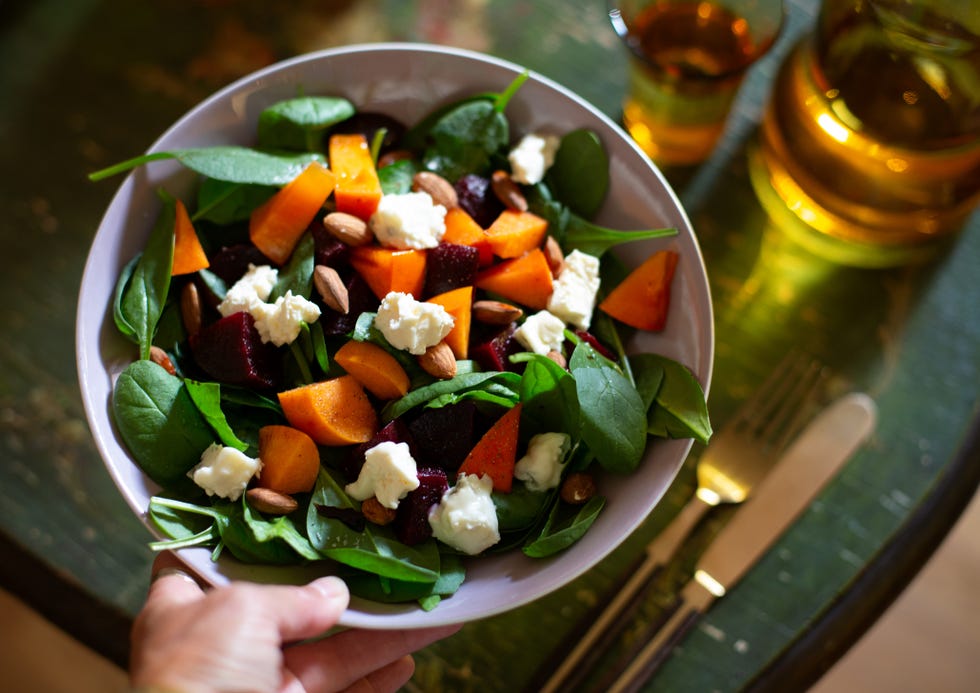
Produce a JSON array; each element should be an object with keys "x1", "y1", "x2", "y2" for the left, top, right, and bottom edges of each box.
[
  {"x1": 146, "y1": 552, "x2": 206, "y2": 608},
  {"x1": 341, "y1": 655, "x2": 415, "y2": 693},
  {"x1": 256, "y1": 575, "x2": 350, "y2": 644},
  {"x1": 284, "y1": 623, "x2": 462, "y2": 692}
]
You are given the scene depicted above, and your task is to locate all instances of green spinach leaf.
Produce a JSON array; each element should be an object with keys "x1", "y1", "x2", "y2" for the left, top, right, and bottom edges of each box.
[
  {"x1": 257, "y1": 96, "x2": 355, "y2": 151},
  {"x1": 546, "y1": 129, "x2": 608, "y2": 219},
  {"x1": 194, "y1": 178, "x2": 275, "y2": 224},
  {"x1": 630, "y1": 353, "x2": 712, "y2": 444},
  {"x1": 184, "y1": 380, "x2": 250, "y2": 452},
  {"x1": 522, "y1": 495, "x2": 605, "y2": 558}
]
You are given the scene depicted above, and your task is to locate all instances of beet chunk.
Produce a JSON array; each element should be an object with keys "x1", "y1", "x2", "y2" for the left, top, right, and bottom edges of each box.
[
  {"x1": 471, "y1": 324, "x2": 524, "y2": 373},
  {"x1": 208, "y1": 244, "x2": 273, "y2": 284},
  {"x1": 189, "y1": 312, "x2": 281, "y2": 390},
  {"x1": 312, "y1": 223, "x2": 351, "y2": 271},
  {"x1": 424, "y1": 243, "x2": 480, "y2": 298},
  {"x1": 408, "y1": 401, "x2": 478, "y2": 474},
  {"x1": 455, "y1": 174, "x2": 504, "y2": 228},
  {"x1": 394, "y1": 466, "x2": 448, "y2": 546},
  {"x1": 343, "y1": 418, "x2": 416, "y2": 482}
]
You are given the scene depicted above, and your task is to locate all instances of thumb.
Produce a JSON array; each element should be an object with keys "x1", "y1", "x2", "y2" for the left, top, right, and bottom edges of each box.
[{"x1": 267, "y1": 575, "x2": 350, "y2": 644}]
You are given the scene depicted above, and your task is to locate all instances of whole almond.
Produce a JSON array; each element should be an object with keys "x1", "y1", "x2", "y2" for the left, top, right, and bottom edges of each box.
[
  {"x1": 491, "y1": 169, "x2": 528, "y2": 212},
  {"x1": 377, "y1": 149, "x2": 413, "y2": 168},
  {"x1": 472, "y1": 300, "x2": 524, "y2": 325},
  {"x1": 546, "y1": 349, "x2": 567, "y2": 369},
  {"x1": 149, "y1": 345, "x2": 177, "y2": 375},
  {"x1": 361, "y1": 496, "x2": 397, "y2": 526},
  {"x1": 180, "y1": 281, "x2": 202, "y2": 337},
  {"x1": 418, "y1": 341, "x2": 457, "y2": 379},
  {"x1": 246, "y1": 487, "x2": 299, "y2": 515},
  {"x1": 323, "y1": 211, "x2": 372, "y2": 246},
  {"x1": 313, "y1": 264, "x2": 350, "y2": 314},
  {"x1": 412, "y1": 171, "x2": 458, "y2": 209},
  {"x1": 543, "y1": 235, "x2": 565, "y2": 278}
]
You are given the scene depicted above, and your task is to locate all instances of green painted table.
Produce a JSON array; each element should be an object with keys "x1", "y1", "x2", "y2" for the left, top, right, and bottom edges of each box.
[{"x1": 1, "y1": 0, "x2": 977, "y2": 690}]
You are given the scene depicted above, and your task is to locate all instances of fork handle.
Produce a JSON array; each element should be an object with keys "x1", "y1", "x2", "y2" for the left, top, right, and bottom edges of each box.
[
  {"x1": 537, "y1": 493, "x2": 713, "y2": 693},
  {"x1": 645, "y1": 492, "x2": 713, "y2": 565}
]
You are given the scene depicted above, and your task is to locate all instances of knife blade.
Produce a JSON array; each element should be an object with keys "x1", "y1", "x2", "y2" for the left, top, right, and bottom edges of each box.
[{"x1": 606, "y1": 391, "x2": 878, "y2": 693}]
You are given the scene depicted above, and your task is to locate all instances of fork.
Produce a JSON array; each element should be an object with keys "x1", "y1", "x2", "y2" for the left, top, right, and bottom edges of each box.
[{"x1": 538, "y1": 351, "x2": 828, "y2": 693}]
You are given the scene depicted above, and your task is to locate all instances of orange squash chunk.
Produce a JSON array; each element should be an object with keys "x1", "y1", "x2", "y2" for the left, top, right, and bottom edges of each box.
[
  {"x1": 348, "y1": 245, "x2": 427, "y2": 299},
  {"x1": 599, "y1": 250, "x2": 679, "y2": 331},
  {"x1": 334, "y1": 340, "x2": 410, "y2": 400},
  {"x1": 249, "y1": 162, "x2": 335, "y2": 265},
  {"x1": 277, "y1": 376, "x2": 379, "y2": 446},
  {"x1": 427, "y1": 286, "x2": 473, "y2": 359},
  {"x1": 474, "y1": 248, "x2": 553, "y2": 310},
  {"x1": 171, "y1": 198, "x2": 209, "y2": 275},
  {"x1": 457, "y1": 403, "x2": 522, "y2": 493},
  {"x1": 256, "y1": 425, "x2": 321, "y2": 495},
  {"x1": 485, "y1": 210, "x2": 548, "y2": 259},
  {"x1": 443, "y1": 207, "x2": 493, "y2": 266},
  {"x1": 329, "y1": 133, "x2": 383, "y2": 221}
]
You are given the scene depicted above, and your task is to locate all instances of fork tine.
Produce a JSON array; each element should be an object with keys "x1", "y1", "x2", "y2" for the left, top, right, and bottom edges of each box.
[{"x1": 733, "y1": 352, "x2": 826, "y2": 444}]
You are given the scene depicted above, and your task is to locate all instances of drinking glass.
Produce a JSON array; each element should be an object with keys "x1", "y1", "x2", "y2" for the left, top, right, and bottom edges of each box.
[
  {"x1": 750, "y1": 0, "x2": 980, "y2": 266},
  {"x1": 608, "y1": 0, "x2": 785, "y2": 166}
]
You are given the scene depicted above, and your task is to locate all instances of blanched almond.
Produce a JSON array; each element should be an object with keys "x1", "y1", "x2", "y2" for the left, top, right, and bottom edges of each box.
[
  {"x1": 246, "y1": 487, "x2": 299, "y2": 515},
  {"x1": 323, "y1": 211, "x2": 372, "y2": 246},
  {"x1": 313, "y1": 264, "x2": 349, "y2": 314},
  {"x1": 472, "y1": 300, "x2": 524, "y2": 325},
  {"x1": 418, "y1": 341, "x2": 457, "y2": 379},
  {"x1": 412, "y1": 171, "x2": 458, "y2": 209},
  {"x1": 491, "y1": 169, "x2": 528, "y2": 211}
]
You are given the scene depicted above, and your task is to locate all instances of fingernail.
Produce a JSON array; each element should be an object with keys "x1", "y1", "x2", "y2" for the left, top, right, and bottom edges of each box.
[{"x1": 310, "y1": 575, "x2": 349, "y2": 605}]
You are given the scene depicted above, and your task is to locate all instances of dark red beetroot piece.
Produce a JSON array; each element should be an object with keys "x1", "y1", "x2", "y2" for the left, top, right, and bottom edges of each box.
[
  {"x1": 311, "y1": 222, "x2": 351, "y2": 271},
  {"x1": 572, "y1": 330, "x2": 617, "y2": 361},
  {"x1": 407, "y1": 400, "x2": 479, "y2": 475},
  {"x1": 189, "y1": 311, "x2": 281, "y2": 390},
  {"x1": 343, "y1": 418, "x2": 417, "y2": 482},
  {"x1": 471, "y1": 324, "x2": 525, "y2": 373},
  {"x1": 455, "y1": 173, "x2": 504, "y2": 228},
  {"x1": 394, "y1": 466, "x2": 449, "y2": 546},
  {"x1": 207, "y1": 243, "x2": 273, "y2": 284},
  {"x1": 318, "y1": 274, "x2": 377, "y2": 336},
  {"x1": 423, "y1": 242, "x2": 480, "y2": 298}
]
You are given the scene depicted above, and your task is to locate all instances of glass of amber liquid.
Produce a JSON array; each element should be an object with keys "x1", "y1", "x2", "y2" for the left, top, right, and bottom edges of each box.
[
  {"x1": 750, "y1": 0, "x2": 980, "y2": 266},
  {"x1": 608, "y1": 0, "x2": 784, "y2": 165}
]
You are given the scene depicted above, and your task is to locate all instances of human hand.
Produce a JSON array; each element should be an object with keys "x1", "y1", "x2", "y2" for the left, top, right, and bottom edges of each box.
[{"x1": 130, "y1": 552, "x2": 461, "y2": 693}]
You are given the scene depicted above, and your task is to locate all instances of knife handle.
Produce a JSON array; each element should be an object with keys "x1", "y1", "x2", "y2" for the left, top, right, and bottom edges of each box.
[{"x1": 606, "y1": 579, "x2": 715, "y2": 693}]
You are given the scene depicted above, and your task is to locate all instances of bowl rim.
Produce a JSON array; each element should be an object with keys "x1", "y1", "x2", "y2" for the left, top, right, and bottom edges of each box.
[{"x1": 76, "y1": 41, "x2": 714, "y2": 628}]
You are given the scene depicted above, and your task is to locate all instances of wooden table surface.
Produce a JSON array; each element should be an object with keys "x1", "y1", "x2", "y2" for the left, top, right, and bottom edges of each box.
[{"x1": 1, "y1": 0, "x2": 977, "y2": 690}]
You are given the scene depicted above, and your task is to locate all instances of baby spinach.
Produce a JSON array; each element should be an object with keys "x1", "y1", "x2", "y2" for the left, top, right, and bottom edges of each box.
[
  {"x1": 241, "y1": 500, "x2": 321, "y2": 561},
  {"x1": 112, "y1": 360, "x2": 215, "y2": 493},
  {"x1": 631, "y1": 353, "x2": 712, "y2": 445},
  {"x1": 422, "y1": 99, "x2": 510, "y2": 181},
  {"x1": 522, "y1": 495, "x2": 605, "y2": 558},
  {"x1": 257, "y1": 95, "x2": 356, "y2": 151},
  {"x1": 194, "y1": 178, "x2": 275, "y2": 224},
  {"x1": 184, "y1": 380, "x2": 250, "y2": 452},
  {"x1": 514, "y1": 353, "x2": 580, "y2": 437},
  {"x1": 90, "y1": 147, "x2": 325, "y2": 186},
  {"x1": 343, "y1": 554, "x2": 465, "y2": 610},
  {"x1": 381, "y1": 370, "x2": 522, "y2": 421},
  {"x1": 568, "y1": 340, "x2": 647, "y2": 473},
  {"x1": 493, "y1": 481, "x2": 551, "y2": 532},
  {"x1": 546, "y1": 129, "x2": 609, "y2": 219},
  {"x1": 270, "y1": 231, "x2": 315, "y2": 301},
  {"x1": 114, "y1": 189, "x2": 176, "y2": 359}
]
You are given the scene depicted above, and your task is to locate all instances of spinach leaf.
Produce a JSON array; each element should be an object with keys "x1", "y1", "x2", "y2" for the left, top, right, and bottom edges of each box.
[
  {"x1": 196, "y1": 268, "x2": 228, "y2": 301},
  {"x1": 546, "y1": 129, "x2": 609, "y2": 219},
  {"x1": 194, "y1": 178, "x2": 275, "y2": 224},
  {"x1": 522, "y1": 495, "x2": 605, "y2": 558},
  {"x1": 90, "y1": 147, "x2": 326, "y2": 186},
  {"x1": 242, "y1": 500, "x2": 321, "y2": 561},
  {"x1": 257, "y1": 96, "x2": 356, "y2": 151},
  {"x1": 148, "y1": 495, "x2": 216, "y2": 544},
  {"x1": 116, "y1": 189, "x2": 176, "y2": 359},
  {"x1": 382, "y1": 371, "x2": 522, "y2": 421},
  {"x1": 184, "y1": 379, "x2": 250, "y2": 452},
  {"x1": 630, "y1": 353, "x2": 712, "y2": 445},
  {"x1": 514, "y1": 353, "x2": 580, "y2": 437},
  {"x1": 307, "y1": 469, "x2": 441, "y2": 582},
  {"x1": 112, "y1": 255, "x2": 139, "y2": 342},
  {"x1": 112, "y1": 360, "x2": 214, "y2": 493},
  {"x1": 422, "y1": 100, "x2": 510, "y2": 180},
  {"x1": 270, "y1": 231, "x2": 315, "y2": 300},
  {"x1": 378, "y1": 158, "x2": 418, "y2": 194},
  {"x1": 569, "y1": 341, "x2": 647, "y2": 473},
  {"x1": 343, "y1": 554, "x2": 465, "y2": 609},
  {"x1": 493, "y1": 481, "x2": 551, "y2": 532}
]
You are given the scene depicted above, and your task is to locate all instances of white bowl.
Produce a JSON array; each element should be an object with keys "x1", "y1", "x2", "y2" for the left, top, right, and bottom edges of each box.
[{"x1": 76, "y1": 43, "x2": 713, "y2": 629}]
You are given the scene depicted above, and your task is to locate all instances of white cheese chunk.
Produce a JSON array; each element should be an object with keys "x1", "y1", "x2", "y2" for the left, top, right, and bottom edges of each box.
[
  {"x1": 515, "y1": 432, "x2": 571, "y2": 492},
  {"x1": 374, "y1": 291, "x2": 455, "y2": 355},
  {"x1": 369, "y1": 192, "x2": 447, "y2": 249},
  {"x1": 428, "y1": 473, "x2": 501, "y2": 555},
  {"x1": 547, "y1": 249, "x2": 601, "y2": 330},
  {"x1": 513, "y1": 310, "x2": 567, "y2": 355},
  {"x1": 217, "y1": 264, "x2": 278, "y2": 317},
  {"x1": 508, "y1": 133, "x2": 560, "y2": 185},
  {"x1": 188, "y1": 443, "x2": 262, "y2": 501},
  {"x1": 250, "y1": 291, "x2": 322, "y2": 346},
  {"x1": 345, "y1": 441, "x2": 420, "y2": 509}
]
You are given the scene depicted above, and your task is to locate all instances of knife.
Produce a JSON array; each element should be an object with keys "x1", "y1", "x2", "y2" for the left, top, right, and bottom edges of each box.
[{"x1": 605, "y1": 391, "x2": 878, "y2": 693}]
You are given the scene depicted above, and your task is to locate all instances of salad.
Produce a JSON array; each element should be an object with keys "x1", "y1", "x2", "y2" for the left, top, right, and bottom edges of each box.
[{"x1": 93, "y1": 72, "x2": 711, "y2": 610}]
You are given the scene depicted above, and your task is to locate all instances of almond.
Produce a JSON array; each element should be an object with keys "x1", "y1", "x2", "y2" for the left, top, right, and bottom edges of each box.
[
  {"x1": 491, "y1": 169, "x2": 528, "y2": 212},
  {"x1": 313, "y1": 264, "x2": 349, "y2": 314},
  {"x1": 472, "y1": 299, "x2": 524, "y2": 325},
  {"x1": 560, "y1": 472, "x2": 597, "y2": 505},
  {"x1": 246, "y1": 487, "x2": 299, "y2": 515},
  {"x1": 543, "y1": 235, "x2": 565, "y2": 278},
  {"x1": 546, "y1": 349, "x2": 567, "y2": 369},
  {"x1": 149, "y1": 346, "x2": 177, "y2": 375},
  {"x1": 323, "y1": 211, "x2": 372, "y2": 246},
  {"x1": 418, "y1": 341, "x2": 457, "y2": 379},
  {"x1": 361, "y1": 496, "x2": 397, "y2": 526},
  {"x1": 377, "y1": 149, "x2": 413, "y2": 168},
  {"x1": 180, "y1": 281, "x2": 202, "y2": 337},
  {"x1": 412, "y1": 171, "x2": 458, "y2": 209}
]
